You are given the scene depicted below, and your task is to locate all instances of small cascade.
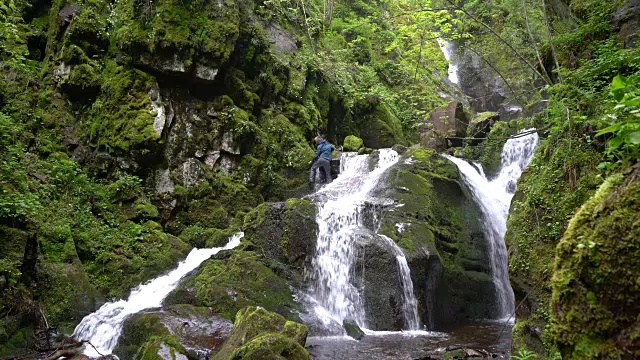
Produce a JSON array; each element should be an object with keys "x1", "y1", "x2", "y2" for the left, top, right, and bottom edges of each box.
[
  {"x1": 73, "y1": 232, "x2": 244, "y2": 356},
  {"x1": 380, "y1": 235, "x2": 421, "y2": 330},
  {"x1": 437, "y1": 39, "x2": 459, "y2": 84},
  {"x1": 309, "y1": 149, "x2": 419, "y2": 329},
  {"x1": 445, "y1": 130, "x2": 539, "y2": 319}
]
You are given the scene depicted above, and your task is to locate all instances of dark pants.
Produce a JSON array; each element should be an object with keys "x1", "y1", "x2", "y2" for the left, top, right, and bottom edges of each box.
[{"x1": 309, "y1": 158, "x2": 332, "y2": 184}]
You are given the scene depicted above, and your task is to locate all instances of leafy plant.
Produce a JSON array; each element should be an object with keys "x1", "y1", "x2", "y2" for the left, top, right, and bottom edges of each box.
[
  {"x1": 512, "y1": 348, "x2": 538, "y2": 360},
  {"x1": 596, "y1": 75, "x2": 640, "y2": 170}
]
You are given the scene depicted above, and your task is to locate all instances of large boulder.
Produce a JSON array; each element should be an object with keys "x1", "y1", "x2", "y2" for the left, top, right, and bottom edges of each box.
[
  {"x1": 376, "y1": 147, "x2": 498, "y2": 327},
  {"x1": 114, "y1": 305, "x2": 233, "y2": 360},
  {"x1": 163, "y1": 248, "x2": 301, "y2": 321},
  {"x1": 551, "y1": 165, "x2": 640, "y2": 359},
  {"x1": 354, "y1": 232, "x2": 407, "y2": 330},
  {"x1": 242, "y1": 199, "x2": 318, "y2": 275},
  {"x1": 358, "y1": 102, "x2": 406, "y2": 149},
  {"x1": 213, "y1": 307, "x2": 310, "y2": 360}
]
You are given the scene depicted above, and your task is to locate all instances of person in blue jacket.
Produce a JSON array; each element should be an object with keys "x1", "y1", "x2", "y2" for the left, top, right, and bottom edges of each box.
[{"x1": 309, "y1": 136, "x2": 335, "y2": 189}]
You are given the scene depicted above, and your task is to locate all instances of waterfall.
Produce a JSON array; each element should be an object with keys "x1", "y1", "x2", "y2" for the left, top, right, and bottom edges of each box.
[
  {"x1": 437, "y1": 39, "x2": 459, "y2": 84},
  {"x1": 308, "y1": 149, "x2": 421, "y2": 330},
  {"x1": 380, "y1": 235, "x2": 421, "y2": 330},
  {"x1": 72, "y1": 232, "x2": 244, "y2": 356},
  {"x1": 444, "y1": 130, "x2": 539, "y2": 318}
]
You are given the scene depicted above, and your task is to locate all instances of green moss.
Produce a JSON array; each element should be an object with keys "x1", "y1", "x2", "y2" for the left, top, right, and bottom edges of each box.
[
  {"x1": 188, "y1": 249, "x2": 300, "y2": 321},
  {"x1": 229, "y1": 333, "x2": 311, "y2": 360},
  {"x1": 87, "y1": 61, "x2": 158, "y2": 155},
  {"x1": 358, "y1": 102, "x2": 406, "y2": 148},
  {"x1": 550, "y1": 169, "x2": 640, "y2": 359},
  {"x1": 505, "y1": 123, "x2": 603, "y2": 354},
  {"x1": 343, "y1": 135, "x2": 364, "y2": 151},
  {"x1": 213, "y1": 306, "x2": 309, "y2": 360}
]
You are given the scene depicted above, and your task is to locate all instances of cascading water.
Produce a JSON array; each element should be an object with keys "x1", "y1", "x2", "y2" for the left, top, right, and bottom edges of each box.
[
  {"x1": 437, "y1": 39, "x2": 459, "y2": 84},
  {"x1": 73, "y1": 232, "x2": 244, "y2": 356},
  {"x1": 308, "y1": 149, "x2": 421, "y2": 331},
  {"x1": 380, "y1": 235, "x2": 421, "y2": 330},
  {"x1": 445, "y1": 130, "x2": 539, "y2": 319}
]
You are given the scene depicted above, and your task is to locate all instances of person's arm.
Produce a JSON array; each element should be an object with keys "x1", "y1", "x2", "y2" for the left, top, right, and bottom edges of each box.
[{"x1": 312, "y1": 145, "x2": 322, "y2": 162}]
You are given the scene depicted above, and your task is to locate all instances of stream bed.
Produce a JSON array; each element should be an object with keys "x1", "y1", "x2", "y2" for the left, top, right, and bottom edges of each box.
[{"x1": 307, "y1": 321, "x2": 512, "y2": 359}]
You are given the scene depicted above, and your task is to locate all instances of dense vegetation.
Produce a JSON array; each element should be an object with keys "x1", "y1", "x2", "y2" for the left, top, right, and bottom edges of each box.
[{"x1": 0, "y1": 0, "x2": 638, "y2": 358}]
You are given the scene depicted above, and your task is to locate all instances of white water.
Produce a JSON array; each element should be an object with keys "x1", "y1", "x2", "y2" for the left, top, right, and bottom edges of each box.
[
  {"x1": 437, "y1": 39, "x2": 459, "y2": 84},
  {"x1": 380, "y1": 235, "x2": 421, "y2": 330},
  {"x1": 309, "y1": 149, "x2": 420, "y2": 330},
  {"x1": 73, "y1": 232, "x2": 244, "y2": 356},
  {"x1": 445, "y1": 130, "x2": 539, "y2": 318}
]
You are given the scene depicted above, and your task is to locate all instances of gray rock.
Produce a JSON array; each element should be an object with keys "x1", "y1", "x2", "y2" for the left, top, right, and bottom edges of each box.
[
  {"x1": 612, "y1": 0, "x2": 640, "y2": 48},
  {"x1": 158, "y1": 342, "x2": 188, "y2": 360},
  {"x1": 195, "y1": 64, "x2": 219, "y2": 81},
  {"x1": 354, "y1": 232, "x2": 406, "y2": 331},
  {"x1": 58, "y1": 4, "x2": 81, "y2": 28}
]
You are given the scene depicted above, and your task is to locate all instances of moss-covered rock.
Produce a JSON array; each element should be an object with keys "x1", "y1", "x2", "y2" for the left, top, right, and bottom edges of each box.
[
  {"x1": 343, "y1": 320, "x2": 365, "y2": 340},
  {"x1": 242, "y1": 199, "x2": 317, "y2": 273},
  {"x1": 359, "y1": 102, "x2": 406, "y2": 149},
  {"x1": 377, "y1": 147, "x2": 496, "y2": 327},
  {"x1": 550, "y1": 166, "x2": 640, "y2": 359},
  {"x1": 504, "y1": 126, "x2": 603, "y2": 355},
  {"x1": 114, "y1": 305, "x2": 233, "y2": 359},
  {"x1": 343, "y1": 135, "x2": 364, "y2": 152},
  {"x1": 165, "y1": 248, "x2": 300, "y2": 321},
  {"x1": 213, "y1": 306, "x2": 309, "y2": 360}
]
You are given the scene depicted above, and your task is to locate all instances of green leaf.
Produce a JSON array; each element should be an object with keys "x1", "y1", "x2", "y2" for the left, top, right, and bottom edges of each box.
[
  {"x1": 596, "y1": 123, "x2": 620, "y2": 136},
  {"x1": 627, "y1": 131, "x2": 640, "y2": 145}
]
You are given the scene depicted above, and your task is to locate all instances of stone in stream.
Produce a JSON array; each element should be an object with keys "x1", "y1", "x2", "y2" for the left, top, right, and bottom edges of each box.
[
  {"x1": 212, "y1": 306, "x2": 310, "y2": 360},
  {"x1": 342, "y1": 320, "x2": 365, "y2": 340}
]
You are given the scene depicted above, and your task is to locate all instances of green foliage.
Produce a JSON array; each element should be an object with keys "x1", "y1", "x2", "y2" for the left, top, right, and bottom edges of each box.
[
  {"x1": 596, "y1": 75, "x2": 640, "y2": 169},
  {"x1": 512, "y1": 348, "x2": 538, "y2": 360}
]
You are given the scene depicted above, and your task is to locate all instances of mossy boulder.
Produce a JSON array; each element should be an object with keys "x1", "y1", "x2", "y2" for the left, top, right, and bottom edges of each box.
[
  {"x1": 343, "y1": 320, "x2": 365, "y2": 340},
  {"x1": 114, "y1": 305, "x2": 233, "y2": 359},
  {"x1": 213, "y1": 306, "x2": 309, "y2": 360},
  {"x1": 343, "y1": 135, "x2": 364, "y2": 152},
  {"x1": 551, "y1": 166, "x2": 640, "y2": 359},
  {"x1": 165, "y1": 249, "x2": 301, "y2": 321},
  {"x1": 358, "y1": 102, "x2": 406, "y2": 149},
  {"x1": 377, "y1": 147, "x2": 496, "y2": 327},
  {"x1": 242, "y1": 199, "x2": 317, "y2": 274}
]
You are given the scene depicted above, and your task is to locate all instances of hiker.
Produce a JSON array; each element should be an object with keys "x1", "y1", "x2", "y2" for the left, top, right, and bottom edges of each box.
[{"x1": 309, "y1": 136, "x2": 335, "y2": 189}]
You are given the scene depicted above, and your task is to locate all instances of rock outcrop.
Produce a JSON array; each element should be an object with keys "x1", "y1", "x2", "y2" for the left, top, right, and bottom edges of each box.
[{"x1": 551, "y1": 165, "x2": 640, "y2": 359}]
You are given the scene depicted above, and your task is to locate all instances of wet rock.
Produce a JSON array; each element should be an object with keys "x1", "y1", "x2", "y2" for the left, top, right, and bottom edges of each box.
[
  {"x1": 212, "y1": 306, "x2": 309, "y2": 360},
  {"x1": 612, "y1": 0, "x2": 640, "y2": 48},
  {"x1": 263, "y1": 22, "x2": 298, "y2": 55},
  {"x1": 58, "y1": 4, "x2": 81, "y2": 29},
  {"x1": 194, "y1": 64, "x2": 219, "y2": 82},
  {"x1": 376, "y1": 148, "x2": 499, "y2": 327},
  {"x1": 242, "y1": 199, "x2": 317, "y2": 272},
  {"x1": 354, "y1": 232, "x2": 406, "y2": 330},
  {"x1": 497, "y1": 104, "x2": 522, "y2": 122},
  {"x1": 114, "y1": 305, "x2": 232, "y2": 360},
  {"x1": 420, "y1": 102, "x2": 468, "y2": 150},
  {"x1": 467, "y1": 112, "x2": 499, "y2": 140},
  {"x1": 343, "y1": 320, "x2": 365, "y2": 340},
  {"x1": 359, "y1": 102, "x2": 406, "y2": 149},
  {"x1": 140, "y1": 53, "x2": 188, "y2": 76}
]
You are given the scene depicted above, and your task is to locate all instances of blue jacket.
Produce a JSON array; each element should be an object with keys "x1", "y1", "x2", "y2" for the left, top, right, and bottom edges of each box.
[{"x1": 313, "y1": 140, "x2": 334, "y2": 162}]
